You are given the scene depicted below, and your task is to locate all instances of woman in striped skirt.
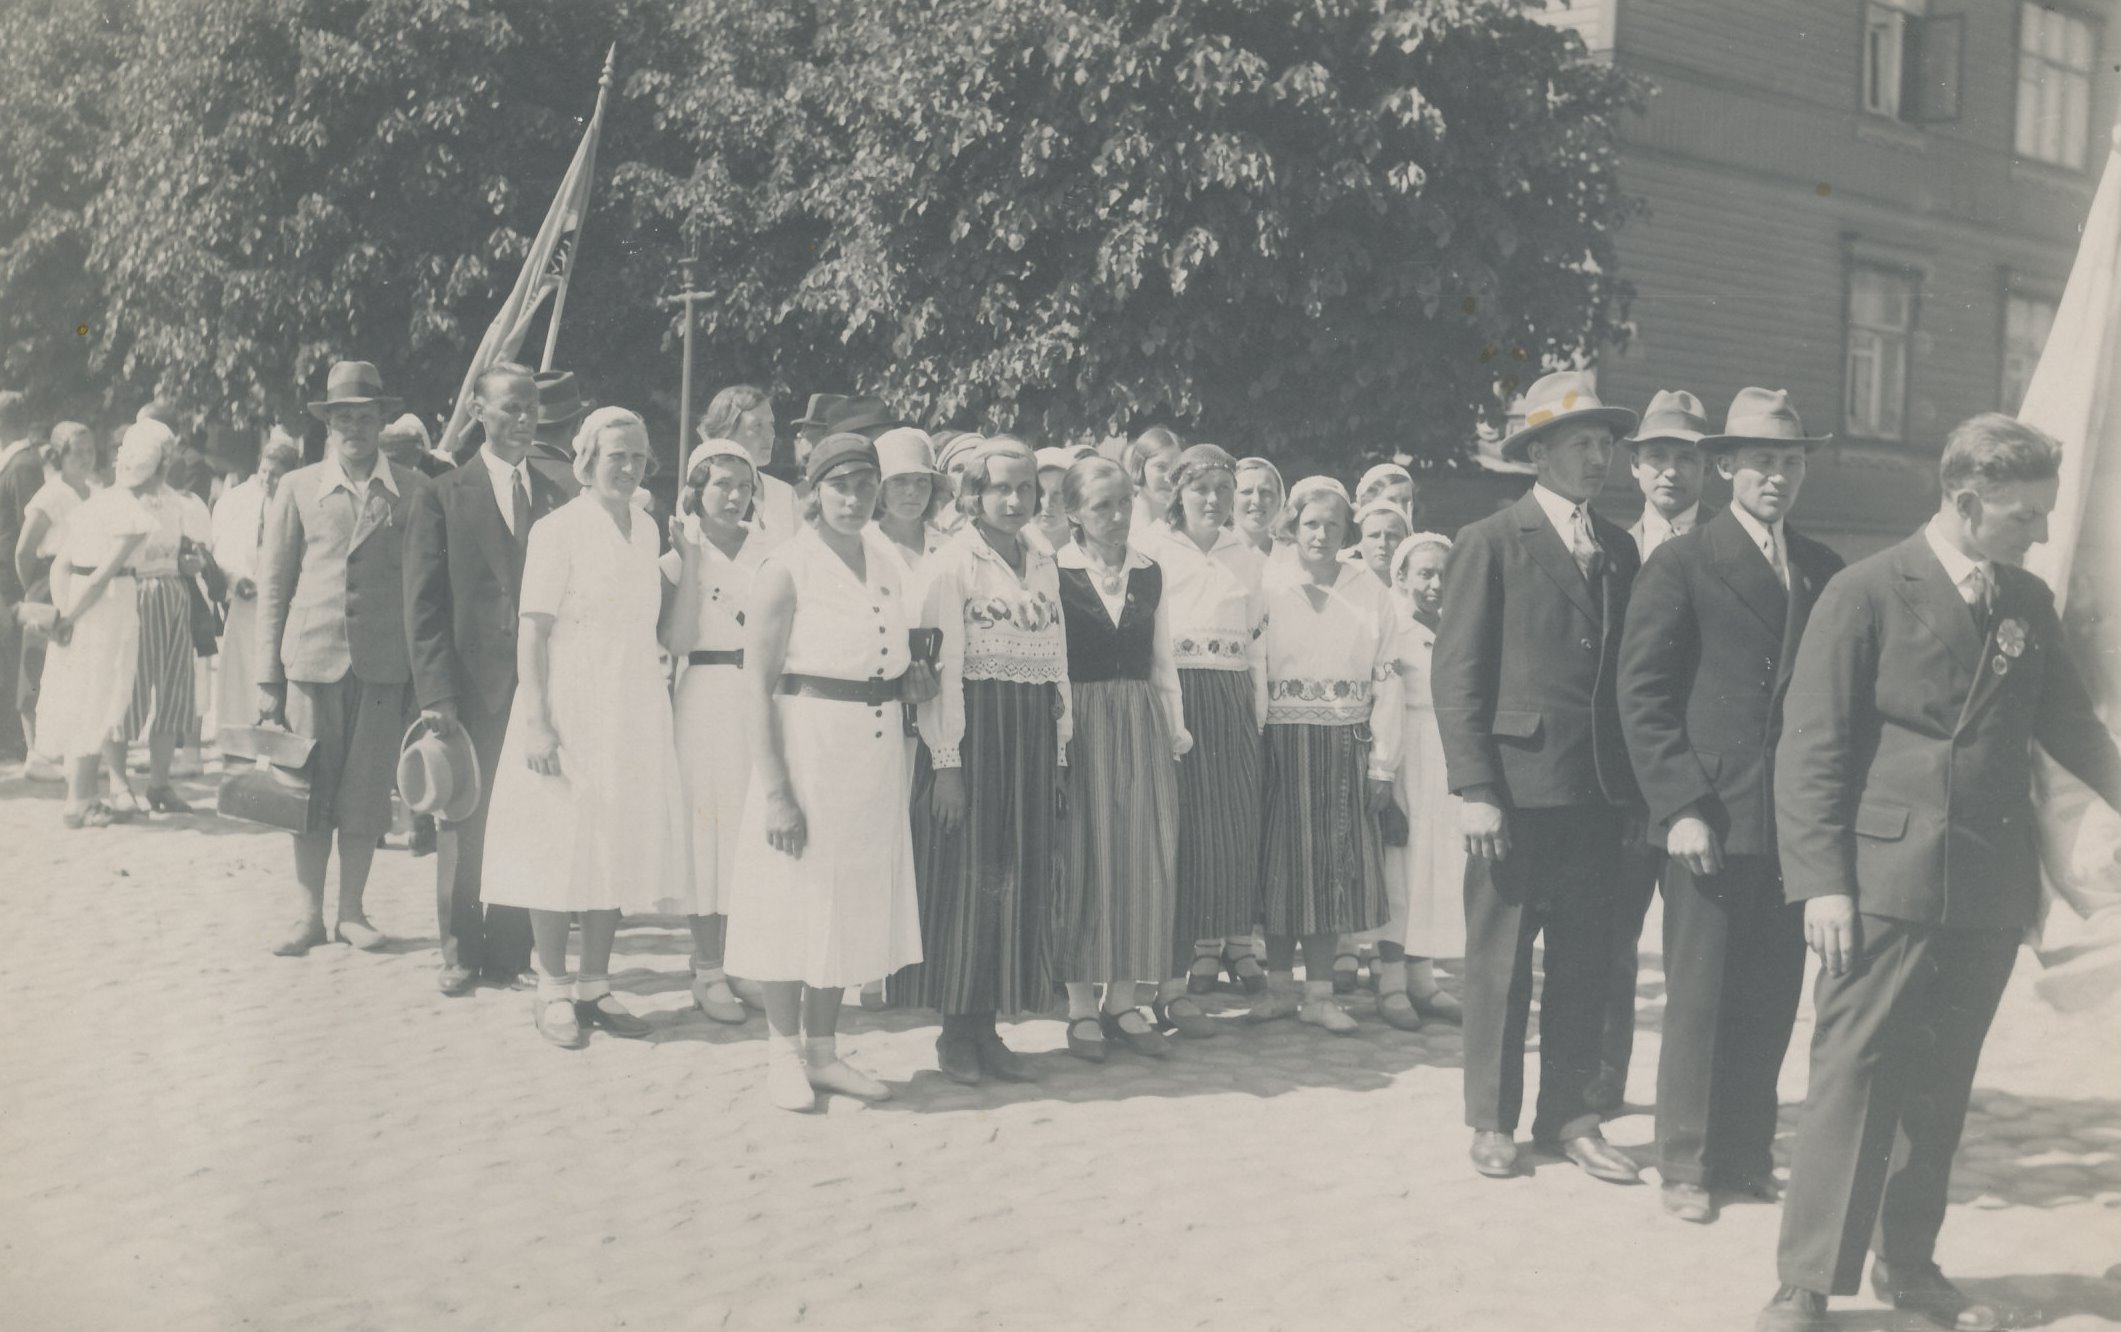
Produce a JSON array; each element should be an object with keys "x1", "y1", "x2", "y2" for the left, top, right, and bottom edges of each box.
[
  {"x1": 1252, "y1": 477, "x2": 1401, "y2": 1033},
  {"x1": 897, "y1": 437, "x2": 1070, "y2": 1085},
  {"x1": 1053, "y1": 456, "x2": 1190, "y2": 1061},
  {"x1": 1136, "y1": 445, "x2": 1269, "y2": 1023},
  {"x1": 118, "y1": 429, "x2": 214, "y2": 815}
]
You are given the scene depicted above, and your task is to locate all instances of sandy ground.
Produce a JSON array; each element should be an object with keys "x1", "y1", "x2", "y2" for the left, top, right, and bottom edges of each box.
[{"x1": 2, "y1": 766, "x2": 2117, "y2": 1332}]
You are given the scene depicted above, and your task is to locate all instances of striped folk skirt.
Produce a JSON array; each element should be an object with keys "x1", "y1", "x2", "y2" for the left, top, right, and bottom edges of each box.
[
  {"x1": 1060, "y1": 678, "x2": 1179, "y2": 982},
  {"x1": 1259, "y1": 721, "x2": 1389, "y2": 937},
  {"x1": 1172, "y1": 668, "x2": 1262, "y2": 968},
  {"x1": 124, "y1": 576, "x2": 194, "y2": 746},
  {"x1": 894, "y1": 679, "x2": 1062, "y2": 1016}
]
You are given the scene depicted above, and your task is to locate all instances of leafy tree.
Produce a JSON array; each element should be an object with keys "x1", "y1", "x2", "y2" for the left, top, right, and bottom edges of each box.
[{"x1": 0, "y1": 0, "x2": 1642, "y2": 466}]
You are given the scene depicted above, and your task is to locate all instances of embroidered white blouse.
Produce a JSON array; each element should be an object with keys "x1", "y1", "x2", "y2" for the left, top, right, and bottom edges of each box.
[
  {"x1": 1137, "y1": 522, "x2": 1269, "y2": 728},
  {"x1": 1259, "y1": 562, "x2": 1402, "y2": 781},
  {"x1": 917, "y1": 524, "x2": 1071, "y2": 769}
]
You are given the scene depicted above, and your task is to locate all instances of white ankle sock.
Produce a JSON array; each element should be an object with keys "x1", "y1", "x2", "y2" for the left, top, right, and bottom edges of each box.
[
  {"x1": 535, "y1": 972, "x2": 574, "y2": 1002},
  {"x1": 692, "y1": 961, "x2": 726, "y2": 982},
  {"x1": 1302, "y1": 979, "x2": 1333, "y2": 1001},
  {"x1": 1103, "y1": 982, "x2": 1139, "y2": 1015},
  {"x1": 1378, "y1": 959, "x2": 1409, "y2": 995},
  {"x1": 575, "y1": 973, "x2": 610, "y2": 1002},
  {"x1": 1064, "y1": 982, "x2": 1100, "y2": 1020},
  {"x1": 803, "y1": 1036, "x2": 838, "y2": 1067},
  {"x1": 1408, "y1": 958, "x2": 1439, "y2": 995}
]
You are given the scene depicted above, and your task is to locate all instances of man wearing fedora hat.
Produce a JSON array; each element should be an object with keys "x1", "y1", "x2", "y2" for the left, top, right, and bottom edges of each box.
[
  {"x1": 524, "y1": 369, "x2": 588, "y2": 498},
  {"x1": 1618, "y1": 387, "x2": 1842, "y2": 1224},
  {"x1": 1431, "y1": 369, "x2": 1646, "y2": 1185},
  {"x1": 1590, "y1": 387, "x2": 1713, "y2": 1114},
  {"x1": 405, "y1": 360, "x2": 568, "y2": 994},
  {"x1": 1755, "y1": 413, "x2": 2121, "y2": 1331},
  {"x1": 257, "y1": 360, "x2": 425, "y2": 956},
  {"x1": 791, "y1": 393, "x2": 851, "y2": 476}
]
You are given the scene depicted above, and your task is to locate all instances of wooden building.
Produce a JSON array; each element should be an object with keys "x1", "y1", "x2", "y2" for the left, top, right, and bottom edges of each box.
[{"x1": 1540, "y1": 0, "x2": 2115, "y2": 556}]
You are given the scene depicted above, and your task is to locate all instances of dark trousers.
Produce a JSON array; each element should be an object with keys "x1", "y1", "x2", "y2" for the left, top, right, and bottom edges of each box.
[
  {"x1": 1654, "y1": 854, "x2": 1805, "y2": 1185},
  {"x1": 1776, "y1": 916, "x2": 2018, "y2": 1295},
  {"x1": 434, "y1": 696, "x2": 531, "y2": 978},
  {"x1": 1462, "y1": 803, "x2": 1624, "y2": 1143},
  {"x1": 0, "y1": 606, "x2": 22, "y2": 757},
  {"x1": 1599, "y1": 838, "x2": 1666, "y2": 1086}
]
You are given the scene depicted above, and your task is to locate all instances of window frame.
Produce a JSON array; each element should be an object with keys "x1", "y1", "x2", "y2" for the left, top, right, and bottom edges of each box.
[
  {"x1": 1998, "y1": 273, "x2": 2063, "y2": 414},
  {"x1": 2014, "y1": 1, "x2": 2100, "y2": 172},
  {"x1": 1842, "y1": 260, "x2": 1923, "y2": 444}
]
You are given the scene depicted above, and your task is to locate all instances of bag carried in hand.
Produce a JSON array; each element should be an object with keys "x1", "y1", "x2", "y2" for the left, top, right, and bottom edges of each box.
[
  {"x1": 1377, "y1": 800, "x2": 1410, "y2": 848},
  {"x1": 216, "y1": 724, "x2": 317, "y2": 832}
]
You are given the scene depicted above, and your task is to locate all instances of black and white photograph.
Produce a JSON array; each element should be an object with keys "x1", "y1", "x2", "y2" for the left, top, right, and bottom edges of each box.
[{"x1": 3, "y1": 1, "x2": 2119, "y2": 1328}]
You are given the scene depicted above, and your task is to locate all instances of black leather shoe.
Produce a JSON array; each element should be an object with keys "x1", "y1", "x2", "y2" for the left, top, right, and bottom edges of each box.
[
  {"x1": 974, "y1": 1033, "x2": 1035, "y2": 1082},
  {"x1": 1871, "y1": 1260, "x2": 2002, "y2": 1331},
  {"x1": 1754, "y1": 1285, "x2": 1828, "y2": 1332},
  {"x1": 1470, "y1": 1130, "x2": 1519, "y2": 1178},
  {"x1": 436, "y1": 965, "x2": 477, "y2": 997},
  {"x1": 575, "y1": 994, "x2": 652, "y2": 1039},
  {"x1": 936, "y1": 1032, "x2": 982, "y2": 1085},
  {"x1": 1548, "y1": 1133, "x2": 1641, "y2": 1184}
]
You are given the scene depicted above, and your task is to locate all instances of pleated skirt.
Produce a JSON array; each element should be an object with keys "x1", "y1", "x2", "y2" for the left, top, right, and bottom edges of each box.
[
  {"x1": 1060, "y1": 678, "x2": 1179, "y2": 982},
  {"x1": 125, "y1": 576, "x2": 194, "y2": 745},
  {"x1": 1172, "y1": 669, "x2": 1262, "y2": 967},
  {"x1": 1259, "y1": 721, "x2": 1389, "y2": 936},
  {"x1": 894, "y1": 679, "x2": 1061, "y2": 1016}
]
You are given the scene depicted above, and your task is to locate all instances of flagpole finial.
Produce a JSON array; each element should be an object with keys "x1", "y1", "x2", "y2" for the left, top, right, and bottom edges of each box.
[{"x1": 600, "y1": 44, "x2": 616, "y2": 90}]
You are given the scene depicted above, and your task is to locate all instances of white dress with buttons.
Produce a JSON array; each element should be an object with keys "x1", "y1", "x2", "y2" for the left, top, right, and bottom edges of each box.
[
  {"x1": 664, "y1": 524, "x2": 766, "y2": 917},
  {"x1": 726, "y1": 526, "x2": 925, "y2": 986}
]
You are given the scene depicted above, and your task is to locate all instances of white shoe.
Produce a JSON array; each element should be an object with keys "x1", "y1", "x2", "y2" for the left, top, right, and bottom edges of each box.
[
  {"x1": 690, "y1": 972, "x2": 747, "y2": 1024},
  {"x1": 1247, "y1": 988, "x2": 1301, "y2": 1022},
  {"x1": 767, "y1": 1050, "x2": 817, "y2": 1112},
  {"x1": 21, "y1": 754, "x2": 62, "y2": 783},
  {"x1": 807, "y1": 1058, "x2": 892, "y2": 1102},
  {"x1": 1299, "y1": 997, "x2": 1359, "y2": 1034},
  {"x1": 729, "y1": 976, "x2": 766, "y2": 1009}
]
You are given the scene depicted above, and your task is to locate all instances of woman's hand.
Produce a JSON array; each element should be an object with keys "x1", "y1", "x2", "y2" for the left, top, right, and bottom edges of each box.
[
  {"x1": 931, "y1": 769, "x2": 968, "y2": 835},
  {"x1": 178, "y1": 544, "x2": 206, "y2": 576},
  {"x1": 765, "y1": 784, "x2": 807, "y2": 859},
  {"x1": 232, "y1": 577, "x2": 257, "y2": 601},
  {"x1": 1171, "y1": 728, "x2": 1194, "y2": 761},
  {"x1": 898, "y1": 661, "x2": 941, "y2": 706},
  {"x1": 1365, "y1": 777, "x2": 1396, "y2": 817},
  {"x1": 524, "y1": 719, "x2": 563, "y2": 777},
  {"x1": 1055, "y1": 771, "x2": 1070, "y2": 819}
]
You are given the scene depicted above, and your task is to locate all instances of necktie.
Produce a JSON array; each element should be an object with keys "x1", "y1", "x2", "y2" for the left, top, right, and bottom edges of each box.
[
  {"x1": 510, "y1": 466, "x2": 531, "y2": 547},
  {"x1": 350, "y1": 479, "x2": 390, "y2": 549},
  {"x1": 1568, "y1": 506, "x2": 1603, "y2": 583},
  {"x1": 1964, "y1": 564, "x2": 1995, "y2": 639},
  {"x1": 1765, "y1": 526, "x2": 1789, "y2": 590}
]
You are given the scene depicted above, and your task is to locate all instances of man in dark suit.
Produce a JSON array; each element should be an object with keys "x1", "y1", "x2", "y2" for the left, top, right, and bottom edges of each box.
[
  {"x1": 1756, "y1": 415, "x2": 2121, "y2": 1332},
  {"x1": 1618, "y1": 388, "x2": 1843, "y2": 1225},
  {"x1": 404, "y1": 361, "x2": 567, "y2": 995},
  {"x1": 1592, "y1": 387, "x2": 1712, "y2": 1113},
  {"x1": 524, "y1": 369, "x2": 587, "y2": 499},
  {"x1": 1432, "y1": 370, "x2": 1645, "y2": 1184}
]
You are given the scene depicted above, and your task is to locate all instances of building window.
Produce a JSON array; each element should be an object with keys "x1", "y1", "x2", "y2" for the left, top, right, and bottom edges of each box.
[
  {"x1": 2016, "y1": 4, "x2": 2096, "y2": 169},
  {"x1": 1863, "y1": 1, "x2": 1962, "y2": 123},
  {"x1": 1846, "y1": 266, "x2": 1918, "y2": 440},
  {"x1": 2002, "y1": 293, "x2": 2059, "y2": 412},
  {"x1": 1864, "y1": 2, "x2": 1917, "y2": 118}
]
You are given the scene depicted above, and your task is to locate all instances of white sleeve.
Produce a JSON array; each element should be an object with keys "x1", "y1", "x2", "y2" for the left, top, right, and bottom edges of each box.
[{"x1": 916, "y1": 550, "x2": 969, "y2": 769}]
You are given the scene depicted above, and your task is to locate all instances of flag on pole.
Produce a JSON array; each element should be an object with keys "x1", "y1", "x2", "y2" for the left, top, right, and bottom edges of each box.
[
  {"x1": 2016, "y1": 126, "x2": 2121, "y2": 1013},
  {"x1": 436, "y1": 45, "x2": 617, "y2": 459}
]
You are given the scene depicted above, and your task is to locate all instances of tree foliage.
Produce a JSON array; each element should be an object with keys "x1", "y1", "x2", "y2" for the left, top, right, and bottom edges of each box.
[{"x1": 0, "y1": 0, "x2": 1643, "y2": 463}]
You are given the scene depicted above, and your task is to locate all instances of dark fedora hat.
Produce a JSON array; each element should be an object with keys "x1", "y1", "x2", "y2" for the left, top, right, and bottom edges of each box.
[
  {"x1": 307, "y1": 361, "x2": 403, "y2": 420},
  {"x1": 534, "y1": 369, "x2": 589, "y2": 427},
  {"x1": 825, "y1": 395, "x2": 907, "y2": 439},
  {"x1": 793, "y1": 393, "x2": 852, "y2": 430}
]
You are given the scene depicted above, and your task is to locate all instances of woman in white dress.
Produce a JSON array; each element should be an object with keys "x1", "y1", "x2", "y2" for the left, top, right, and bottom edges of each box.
[
  {"x1": 728, "y1": 434, "x2": 933, "y2": 1111},
  {"x1": 698, "y1": 384, "x2": 800, "y2": 551},
  {"x1": 484, "y1": 408, "x2": 690, "y2": 1049},
  {"x1": 38, "y1": 426, "x2": 161, "y2": 828},
  {"x1": 13, "y1": 422, "x2": 96, "y2": 766},
  {"x1": 662, "y1": 436, "x2": 765, "y2": 1026}
]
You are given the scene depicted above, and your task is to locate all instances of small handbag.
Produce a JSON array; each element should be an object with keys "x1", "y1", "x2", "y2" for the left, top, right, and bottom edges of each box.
[
  {"x1": 216, "y1": 723, "x2": 318, "y2": 832},
  {"x1": 1377, "y1": 800, "x2": 1410, "y2": 848}
]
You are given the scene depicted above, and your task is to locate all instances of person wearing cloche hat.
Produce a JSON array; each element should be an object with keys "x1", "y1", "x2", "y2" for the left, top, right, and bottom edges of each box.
[
  {"x1": 1589, "y1": 385, "x2": 1715, "y2": 1118},
  {"x1": 872, "y1": 426, "x2": 951, "y2": 571},
  {"x1": 1432, "y1": 366, "x2": 1645, "y2": 1185},
  {"x1": 1617, "y1": 385, "x2": 1845, "y2": 1226}
]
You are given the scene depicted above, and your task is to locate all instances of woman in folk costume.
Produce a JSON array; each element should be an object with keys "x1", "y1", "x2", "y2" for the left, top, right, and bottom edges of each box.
[
  {"x1": 1352, "y1": 499, "x2": 1412, "y2": 589},
  {"x1": 662, "y1": 436, "x2": 768, "y2": 1026},
  {"x1": 1053, "y1": 455, "x2": 1192, "y2": 1060},
  {"x1": 1251, "y1": 476, "x2": 1402, "y2": 1032},
  {"x1": 1136, "y1": 445, "x2": 1270, "y2": 1014},
  {"x1": 482, "y1": 409, "x2": 690, "y2": 1048},
  {"x1": 895, "y1": 437, "x2": 1071, "y2": 1085},
  {"x1": 1125, "y1": 426, "x2": 1183, "y2": 536},
  {"x1": 727, "y1": 434, "x2": 932, "y2": 1110},
  {"x1": 1354, "y1": 532, "x2": 1467, "y2": 1030},
  {"x1": 1233, "y1": 456, "x2": 1285, "y2": 560}
]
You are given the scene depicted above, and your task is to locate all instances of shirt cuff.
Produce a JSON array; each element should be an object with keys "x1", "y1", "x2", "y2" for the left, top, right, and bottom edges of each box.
[
  {"x1": 929, "y1": 746, "x2": 962, "y2": 769},
  {"x1": 1368, "y1": 768, "x2": 1396, "y2": 784}
]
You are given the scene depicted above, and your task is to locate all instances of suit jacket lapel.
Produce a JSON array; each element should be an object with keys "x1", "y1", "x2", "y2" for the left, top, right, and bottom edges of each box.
[
  {"x1": 457, "y1": 460, "x2": 516, "y2": 586},
  {"x1": 1516, "y1": 493, "x2": 1600, "y2": 624},
  {"x1": 1775, "y1": 528, "x2": 1822, "y2": 698},
  {"x1": 1707, "y1": 510, "x2": 1787, "y2": 636},
  {"x1": 1956, "y1": 569, "x2": 2025, "y2": 732},
  {"x1": 1892, "y1": 533, "x2": 1982, "y2": 676}
]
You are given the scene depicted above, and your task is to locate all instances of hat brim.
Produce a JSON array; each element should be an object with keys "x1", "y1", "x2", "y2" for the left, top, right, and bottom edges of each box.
[
  {"x1": 830, "y1": 412, "x2": 909, "y2": 436},
  {"x1": 1498, "y1": 406, "x2": 1639, "y2": 464},
  {"x1": 1699, "y1": 433, "x2": 1831, "y2": 452},
  {"x1": 307, "y1": 396, "x2": 404, "y2": 421},
  {"x1": 1626, "y1": 428, "x2": 1706, "y2": 447}
]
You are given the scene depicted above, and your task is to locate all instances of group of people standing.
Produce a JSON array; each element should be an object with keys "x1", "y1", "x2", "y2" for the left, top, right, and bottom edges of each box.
[{"x1": 9, "y1": 354, "x2": 2115, "y2": 1332}]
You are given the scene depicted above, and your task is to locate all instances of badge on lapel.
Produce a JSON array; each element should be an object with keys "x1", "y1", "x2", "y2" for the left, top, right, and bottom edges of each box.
[{"x1": 1997, "y1": 618, "x2": 2028, "y2": 658}]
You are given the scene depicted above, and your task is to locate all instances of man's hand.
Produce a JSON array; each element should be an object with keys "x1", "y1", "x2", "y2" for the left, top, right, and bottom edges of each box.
[
  {"x1": 420, "y1": 701, "x2": 459, "y2": 739},
  {"x1": 1804, "y1": 895, "x2": 1861, "y2": 977},
  {"x1": 1055, "y1": 771, "x2": 1070, "y2": 819},
  {"x1": 1667, "y1": 813, "x2": 1725, "y2": 878},
  {"x1": 1459, "y1": 787, "x2": 1510, "y2": 862},
  {"x1": 256, "y1": 684, "x2": 287, "y2": 728}
]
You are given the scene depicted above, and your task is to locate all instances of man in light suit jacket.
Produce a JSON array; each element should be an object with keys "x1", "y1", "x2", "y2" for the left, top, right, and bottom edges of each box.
[
  {"x1": 1756, "y1": 415, "x2": 2121, "y2": 1332},
  {"x1": 1432, "y1": 370, "x2": 1645, "y2": 1185},
  {"x1": 1593, "y1": 387, "x2": 1711, "y2": 1113},
  {"x1": 1618, "y1": 388, "x2": 1843, "y2": 1224},
  {"x1": 258, "y1": 361, "x2": 425, "y2": 957},
  {"x1": 405, "y1": 361, "x2": 567, "y2": 995}
]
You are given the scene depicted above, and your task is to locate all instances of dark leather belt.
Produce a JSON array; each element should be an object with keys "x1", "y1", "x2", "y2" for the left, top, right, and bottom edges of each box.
[
  {"x1": 777, "y1": 672, "x2": 903, "y2": 706},
  {"x1": 68, "y1": 564, "x2": 135, "y2": 577},
  {"x1": 688, "y1": 649, "x2": 744, "y2": 667}
]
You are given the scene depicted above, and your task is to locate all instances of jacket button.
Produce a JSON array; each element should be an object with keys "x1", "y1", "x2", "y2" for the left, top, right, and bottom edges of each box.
[{"x1": 1581, "y1": 637, "x2": 1595, "y2": 650}]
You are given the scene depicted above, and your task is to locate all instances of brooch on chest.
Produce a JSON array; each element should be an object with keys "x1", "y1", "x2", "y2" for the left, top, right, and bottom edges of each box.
[{"x1": 1991, "y1": 618, "x2": 2029, "y2": 675}]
